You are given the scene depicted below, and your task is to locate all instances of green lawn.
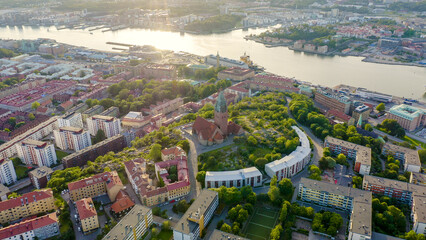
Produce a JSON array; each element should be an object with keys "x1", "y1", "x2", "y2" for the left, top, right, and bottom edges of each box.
[
  {"x1": 15, "y1": 165, "x2": 28, "y2": 179},
  {"x1": 403, "y1": 136, "x2": 426, "y2": 149},
  {"x1": 55, "y1": 150, "x2": 69, "y2": 160},
  {"x1": 60, "y1": 222, "x2": 71, "y2": 233},
  {"x1": 118, "y1": 170, "x2": 128, "y2": 184},
  {"x1": 243, "y1": 207, "x2": 279, "y2": 240},
  {"x1": 155, "y1": 229, "x2": 173, "y2": 240}
]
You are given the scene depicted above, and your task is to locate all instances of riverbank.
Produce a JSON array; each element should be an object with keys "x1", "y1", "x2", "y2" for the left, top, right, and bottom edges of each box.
[{"x1": 362, "y1": 57, "x2": 426, "y2": 67}]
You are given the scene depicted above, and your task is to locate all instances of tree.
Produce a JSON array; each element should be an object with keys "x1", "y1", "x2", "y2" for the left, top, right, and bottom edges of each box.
[
  {"x1": 28, "y1": 113, "x2": 35, "y2": 121},
  {"x1": 419, "y1": 149, "x2": 426, "y2": 164},
  {"x1": 323, "y1": 147, "x2": 331, "y2": 157},
  {"x1": 177, "y1": 139, "x2": 190, "y2": 153},
  {"x1": 162, "y1": 220, "x2": 171, "y2": 230},
  {"x1": 376, "y1": 103, "x2": 385, "y2": 112},
  {"x1": 270, "y1": 224, "x2": 283, "y2": 240},
  {"x1": 403, "y1": 230, "x2": 426, "y2": 240},
  {"x1": 378, "y1": 119, "x2": 405, "y2": 138},
  {"x1": 149, "y1": 144, "x2": 162, "y2": 161},
  {"x1": 268, "y1": 186, "x2": 281, "y2": 205},
  {"x1": 196, "y1": 171, "x2": 206, "y2": 188},
  {"x1": 93, "y1": 129, "x2": 106, "y2": 144},
  {"x1": 364, "y1": 124, "x2": 373, "y2": 132},
  {"x1": 7, "y1": 117, "x2": 16, "y2": 128},
  {"x1": 254, "y1": 158, "x2": 268, "y2": 169},
  {"x1": 232, "y1": 222, "x2": 240, "y2": 235},
  {"x1": 151, "y1": 227, "x2": 159, "y2": 236},
  {"x1": 220, "y1": 223, "x2": 232, "y2": 233},
  {"x1": 247, "y1": 136, "x2": 258, "y2": 146},
  {"x1": 8, "y1": 192, "x2": 21, "y2": 199},
  {"x1": 31, "y1": 101, "x2": 40, "y2": 110},
  {"x1": 216, "y1": 220, "x2": 224, "y2": 229},
  {"x1": 278, "y1": 178, "x2": 293, "y2": 197},
  {"x1": 352, "y1": 176, "x2": 363, "y2": 189}
]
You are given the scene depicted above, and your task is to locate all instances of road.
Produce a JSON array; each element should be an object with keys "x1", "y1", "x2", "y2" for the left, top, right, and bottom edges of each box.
[{"x1": 180, "y1": 129, "x2": 201, "y2": 200}]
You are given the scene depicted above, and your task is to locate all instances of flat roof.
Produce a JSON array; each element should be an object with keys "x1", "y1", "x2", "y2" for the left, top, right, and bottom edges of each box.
[
  {"x1": 363, "y1": 175, "x2": 426, "y2": 198},
  {"x1": 410, "y1": 172, "x2": 426, "y2": 185},
  {"x1": 383, "y1": 143, "x2": 421, "y2": 167},
  {"x1": 208, "y1": 229, "x2": 249, "y2": 240},
  {"x1": 174, "y1": 189, "x2": 218, "y2": 235},
  {"x1": 413, "y1": 196, "x2": 426, "y2": 224},
  {"x1": 325, "y1": 136, "x2": 371, "y2": 166},
  {"x1": 206, "y1": 167, "x2": 261, "y2": 182},
  {"x1": 102, "y1": 204, "x2": 151, "y2": 240},
  {"x1": 389, "y1": 104, "x2": 425, "y2": 121},
  {"x1": 29, "y1": 166, "x2": 53, "y2": 179}
]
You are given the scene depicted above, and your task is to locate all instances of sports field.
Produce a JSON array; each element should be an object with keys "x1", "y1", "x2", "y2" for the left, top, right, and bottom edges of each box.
[{"x1": 243, "y1": 206, "x2": 280, "y2": 240}]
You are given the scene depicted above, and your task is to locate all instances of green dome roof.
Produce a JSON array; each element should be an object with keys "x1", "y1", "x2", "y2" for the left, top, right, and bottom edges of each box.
[{"x1": 215, "y1": 91, "x2": 227, "y2": 113}]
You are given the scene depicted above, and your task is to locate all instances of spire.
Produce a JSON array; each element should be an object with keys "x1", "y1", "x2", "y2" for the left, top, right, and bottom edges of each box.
[
  {"x1": 357, "y1": 114, "x2": 363, "y2": 128},
  {"x1": 215, "y1": 91, "x2": 227, "y2": 113}
]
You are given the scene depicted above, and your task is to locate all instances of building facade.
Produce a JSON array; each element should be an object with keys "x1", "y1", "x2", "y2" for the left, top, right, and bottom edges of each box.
[
  {"x1": 0, "y1": 189, "x2": 56, "y2": 224},
  {"x1": 76, "y1": 197, "x2": 99, "y2": 234},
  {"x1": 173, "y1": 190, "x2": 219, "y2": 240},
  {"x1": 87, "y1": 115, "x2": 121, "y2": 138},
  {"x1": 29, "y1": 166, "x2": 54, "y2": 189},
  {"x1": 53, "y1": 126, "x2": 91, "y2": 151},
  {"x1": 387, "y1": 104, "x2": 425, "y2": 132},
  {"x1": 315, "y1": 89, "x2": 351, "y2": 114},
  {"x1": 16, "y1": 139, "x2": 57, "y2": 167},
  {"x1": 0, "y1": 158, "x2": 17, "y2": 185},
  {"x1": 57, "y1": 112, "x2": 84, "y2": 129},
  {"x1": 205, "y1": 167, "x2": 262, "y2": 189},
  {"x1": 0, "y1": 213, "x2": 60, "y2": 240}
]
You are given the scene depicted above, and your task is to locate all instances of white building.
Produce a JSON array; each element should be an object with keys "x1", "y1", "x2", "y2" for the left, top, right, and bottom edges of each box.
[
  {"x1": 16, "y1": 139, "x2": 57, "y2": 167},
  {"x1": 53, "y1": 127, "x2": 91, "y2": 151},
  {"x1": 205, "y1": 167, "x2": 262, "y2": 189},
  {"x1": 0, "y1": 158, "x2": 17, "y2": 185},
  {"x1": 173, "y1": 190, "x2": 219, "y2": 240},
  {"x1": 412, "y1": 196, "x2": 426, "y2": 235},
  {"x1": 57, "y1": 112, "x2": 84, "y2": 129},
  {"x1": 87, "y1": 115, "x2": 121, "y2": 138},
  {"x1": 265, "y1": 126, "x2": 311, "y2": 180},
  {"x1": 355, "y1": 88, "x2": 392, "y2": 103},
  {"x1": 0, "y1": 213, "x2": 60, "y2": 240}
]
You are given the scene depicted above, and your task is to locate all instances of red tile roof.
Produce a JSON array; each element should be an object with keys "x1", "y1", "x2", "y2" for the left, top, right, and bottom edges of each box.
[
  {"x1": 161, "y1": 146, "x2": 185, "y2": 157},
  {"x1": 111, "y1": 196, "x2": 135, "y2": 213},
  {"x1": 76, "y1": 197, "x2": 97, "y2": 220},
  {"x1": 192, "y1": 116, "x2": 222, "y2": 141},
  {"x1": 0, "y1": 189, "x2": 53, "y2": 212},
  {"x1": 0, "y1": 213, "x2": 58, "y2": 239},
  {"x1": 166, "y1": 181, "x2": 190, "y2": 191},
  {"x1": 328, "y1": 109, "x2": 352, "y2": 122},
  {"x1": 68, "y1": 171, "x2": 122, "y2": 191},
  {"x1": 59, "y1": 100, "x2": 73, "y2": 110}
]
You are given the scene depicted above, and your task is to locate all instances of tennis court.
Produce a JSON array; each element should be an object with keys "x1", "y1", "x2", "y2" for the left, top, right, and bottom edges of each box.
[{"x1": 243, "y1": 206, "x2": 280, "y2": 240}]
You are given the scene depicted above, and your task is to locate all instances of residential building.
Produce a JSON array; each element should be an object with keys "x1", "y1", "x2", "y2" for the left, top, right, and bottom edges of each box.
[
  {"x1": 76, "y1": 197, "x2": 99, "y2": 234},
  {"x1": 355, "y1": 88, "x2": 392, "y2": 103},
  {"x1": 161, "y1": 146, "x2": 186, "y2": 161},
  {"x1": 362, "y1": 175, "x2": 426, "y2": 204},
  {"x1": 66, "y1": 102, "x2": 88, "y2": 114},
  {"x1": 217, "y1": 67, "x2": 255, "y2": 81},
  {"x1": 0, "y1": 158, "x2": 17, "y2": 185},
  {"x1": 82, "y1": 105, "x2": 104, "y2": 121},
  {"x1": 155, "y1": 155, "x2": 190, "y2": 201},
  {"x1": 412, "y1": 196, "x2": 426, "y2": 235},
  {"x1": 324, "y1": 136, "x2": 371, "y2": 175},
  {"x1": 205, "y1": 167, "x2": 262, "y2": 188},
  {"x1": 265, "y1": 126, "x2": 311, "y2": 180},
  {"x1": 57, "y1": 112, "x2": 84, "y2": 128},
  {"x1": 315, "y1": 89, "x2": 351, "y2": 114},
  {"x1": 0, "y1": 213, "x2": 60, "y2": 240},
  {"x1": 53, "y1": 126, "x2": 91, "y2": 151},
  {"x1": 382, "y1": 143, "x2": 421, "y2": 173},
  {"x1": 298, "y1": 178, "x2": 372, "y2": 240},
  {"x1": 387, "y1": 105, "x2": 425, "y2": 132},
  {"x1": 352, "y1": 105, "x2": 371, "y2": 124},
  {"x1": 149, "y1": 98, "x2": 184, "y2": 116},
  {"x1": 0, "y1": 184, "x2": 10, "y2": 201},
  {"x1": 122, "y1": 111, "x2": 151, "y2": 128},
  {"x1": 253, "y1": 74, "x2": 295, "y2": 88},
  {"x1": 173, "y1": 189, "x2": 219, "y2": 240},
  {"x1": 110, "y1": 190, "x2": 135, "y2": 219},
  {"x1": 142, "y1": 64, "x2": 177, "y2": 79},
  {"x1": 0, "y1": 189, "x2": 56, "y2": 224},
  {"x1": 410, "y1": 172, "x2": 426, "y2": 185},
  {"x1": 16, "y1": 139, "x2": 57, "y2": 167},
  {"x1": 29, "y1": 166, "x2": 54, "y2": 189},
  {"x1": 209, "y1": 229, "x2": 249, "y2": 240},
  {"x1": 102, "y1": 204, "x2": 152, "y2": 240},
  {"x1": 100, "y1": 106, "x2": 119, "y2": 117},
  {"x1": 87, "y1": 115, "x2": 121, "y2": 138},
  {"x1": 68, "y1": 171, "x2": 123, "y2": 202},
  {"x1": 62, "y1": 134, "x2": 126, "y2": 168}
]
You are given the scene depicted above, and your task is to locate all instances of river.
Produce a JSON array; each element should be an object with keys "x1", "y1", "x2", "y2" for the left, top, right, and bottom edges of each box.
[{"x1": 1, "y1": 25, "x2": 425, "y2": 99}]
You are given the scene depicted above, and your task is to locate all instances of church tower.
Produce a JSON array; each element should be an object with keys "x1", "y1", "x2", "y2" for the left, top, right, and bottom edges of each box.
[{"x1": 214, "y1": 91, "x2": 228, "y2": 136}]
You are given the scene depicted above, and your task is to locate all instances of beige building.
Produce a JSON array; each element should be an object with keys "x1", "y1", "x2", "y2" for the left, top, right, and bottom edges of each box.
[
  {"x1": 410, "y1": 172, "x2": 426, "y2": 186},
  {"x1": 387, "y1": 104, "x2": 425, "y2": 132},
  {"x1": 0, "y1": 189, "x2": 56, "y2": 224},
  {"x1": 412, "y1": 196, "x2": 426, "y2": 235},
  {"x1": 76, "y1": 197, "x2": 99, "y2": 234},
  {"x1": 68, "y1": 171, "x2": 124, "y2": 202},
  {"x1": 382, "y1": 143, "x2": 421, "y2": 173},
  {"x1": 217, "y1": 67, "x2": 255, "y2": 81}
]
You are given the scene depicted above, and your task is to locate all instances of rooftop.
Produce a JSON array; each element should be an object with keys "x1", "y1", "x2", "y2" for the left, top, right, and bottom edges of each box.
[
  {"x1": 325, "y1": 136, "x2": 371, "y2": 166},
  {"x1": 208, "y1": 229, "x2": 249, "y2": 240},
  {"x1": 76, "y1": 197, "x2": 97, "y2": 220},
  {"x1": 68, "y1": 171, "x2": 123, "y2": 192},
  {"x1": 389, "y1": 104, "x2": 425, "y2": 121},
  {"x1": 363, "y1": 175, "x2": 426, "y2": 198},
  {"x1": 206, "y1": 167, "x2": 261, "y2": 182},
  {"x1": 0, "y1": 213, "x2": 58, "y2": 239},
  {"x1": 20, "y1": 139, "x2": 48, "y2": 148},
  {"x1": 102, "y1": 204, "x2": 151, "y2": 240},
  {"x1": 59, "y1": 126, "x2": 84, "y2": 133},
  {"x1": 0, "y1": 189, "x2": 54, "y2": 212},
  {"x1": 410, "y1": 172, "x2": 426, "y2": 185},
  {"x1": 413, "y1": 196, "x2": 426, "y2": 224},
  {"x1": 29, "y1": 166, "x2": 53, "y2": 179},
  {"x1": 219, "y1": 67, "x2": 254, "y2": 76},
  {"x1": 0, "y1": 184, "x2": 10, "y2": 196},
  {"x1": 383, "y1": 143, "x2": 421, "y2": 167}
]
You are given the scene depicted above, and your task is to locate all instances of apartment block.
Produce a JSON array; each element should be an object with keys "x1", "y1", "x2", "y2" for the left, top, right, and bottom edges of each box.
[
  {"x1": 0, "y1": 213, "x2": 60, "y2": 240},
  {"x1": 387, "y1": 104, "x2": 425, "y2": 132},
  {"x1": 173, "y1": 190, "x2": 219, "y2": 240},
  {"x1": 382, "y1": 143, "x2": 421, "y2": 173},
  {"x1": 298, "y1": 178, "x2": 372, "y2": 240},
  {"x1": 209, "y1": 229, "x2": 249, "y2": 240},
  {"x1": 57, "y1": 112, "x2": 84, "y2": 128},
  {"x1": 29, "y1": 166, "x2": 54, "y2": 189},
  {"x1": 87, "y1": 115, "x2": 121, "y2": 138},
  {"x1": 53, "y1": 126, "x2": 91, "y2": 151},
  {"x1": 100, "y1": 106, "x2": 120, "y2": 118},
  {"x1": 76, "y1": 197, "x2": 99, "y2": 234},
  {"x1": 315, "y1": 89, "x2": 351, "y2": 114},
  {"x1": 217, "y1": 67, "x2": 255, "y2": 81},
  {"x1": 410, "y1": 172, "x2": 426, "y2": 186},
  {"x1": 102, "y1": 204, "x2": 153, "y2": 240},
  {"x1": 16, "y1": 139, "x2": 57, "y2": 167},
  {"x1": 62, "y1": 134, "x2": 126, "y2": 168},
  {"x1": 0, "y1": 184, "x2": 10, "y2": 201},
  {"x1": 0, "y1": 158, "x2": 17, "y2": 185},
  {"x1": 412, "y1": 196, "x2": 426, "y2": 235},
  {"x1": 205, "y1": 167, "x2": 262, "y2": 189},
  {"x1": 161, "y1": 146, "x2": 186, "y2": 161},
  {"x1": 68, "y1": 171, "x2": 124, "y2": 202},
  {"x1": 265, "y1": 126, "x2": 311, "y2": 180},
  {"x1": 352, "y1": 105, "x2": 371, "y2": 123},
  {"x1": 149, "y1": 98, "x2": 184, "y2": 116},
  {"x1": 0, "y1": 189, "x2": 56, "y2": 224},
  {"x1": 82, "y1": 105, "x2": 104, "y2": 121},
  {"x1": 324, "y1": 136, "x2": 371, "y2": 175}
]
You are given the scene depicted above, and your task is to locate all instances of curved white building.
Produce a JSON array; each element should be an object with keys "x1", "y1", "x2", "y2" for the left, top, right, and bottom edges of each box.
[
  {"x1": 205, "y1": 167, "x2": 262, "y2": 189},
  {"x1": 265, "y1": 126, "x2": 311, "y2": 181}
]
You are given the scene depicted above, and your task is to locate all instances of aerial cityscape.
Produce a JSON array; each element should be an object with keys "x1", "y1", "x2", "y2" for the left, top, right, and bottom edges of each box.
[{"x1": 0, "y1": 0, "x2": 425, "y2": 240}]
